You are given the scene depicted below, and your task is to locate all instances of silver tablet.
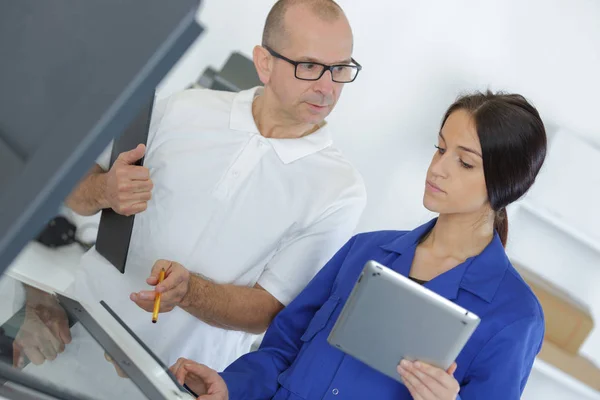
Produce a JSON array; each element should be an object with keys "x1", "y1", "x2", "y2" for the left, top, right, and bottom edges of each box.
[{"x1": 327, "y1": 260, "x2": 480, "y2": 383}]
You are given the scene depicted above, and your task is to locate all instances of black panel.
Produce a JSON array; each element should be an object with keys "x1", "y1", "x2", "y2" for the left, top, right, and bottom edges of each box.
[
  {"x1": 95, "y1": 95, "x2": 154, "y2": 273},
  {"x1": 0, "y1": 137, "x2": 23, "y2": 189},
  {"x1": 0, "y1": 1, "x2": 204, "y2": 273}
]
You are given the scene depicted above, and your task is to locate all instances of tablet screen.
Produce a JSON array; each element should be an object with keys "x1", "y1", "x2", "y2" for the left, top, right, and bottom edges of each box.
[{"x1": 0, "y1": 273, "x2": 192, "y2": 399}]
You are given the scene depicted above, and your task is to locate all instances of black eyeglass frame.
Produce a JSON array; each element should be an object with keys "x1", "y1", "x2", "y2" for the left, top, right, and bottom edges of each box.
[{"x1": 264, "y1": 45, "x2": 362, "y2": 83}]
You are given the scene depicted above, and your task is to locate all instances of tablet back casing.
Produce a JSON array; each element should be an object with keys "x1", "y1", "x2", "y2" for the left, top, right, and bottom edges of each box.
[{"x1": 327, "y1": 260, "x2": 480, "y2": 383}]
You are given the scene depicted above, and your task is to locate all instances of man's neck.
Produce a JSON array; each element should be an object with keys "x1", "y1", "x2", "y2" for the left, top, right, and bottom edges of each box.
[
  {"x1": 252, "y1": 91, "x2": 321, "y2": 139},
  {"x1": 422, "y1": 212, "x2": 495, "y2": 262}
]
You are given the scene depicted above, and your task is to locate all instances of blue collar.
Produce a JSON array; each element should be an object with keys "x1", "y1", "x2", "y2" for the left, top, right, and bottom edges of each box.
[{"x1": 379, "y1": 219, "x2": 509, "y2": 303}]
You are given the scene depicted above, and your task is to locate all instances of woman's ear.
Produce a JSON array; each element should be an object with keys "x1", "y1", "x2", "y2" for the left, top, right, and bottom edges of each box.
[{"x1": 253, "y1": 45, "x2": 272, "y2": 86}]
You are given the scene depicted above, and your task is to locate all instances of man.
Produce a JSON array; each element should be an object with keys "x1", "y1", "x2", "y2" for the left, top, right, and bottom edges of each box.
[{"x1": 60, "y1": 0, "x2": 366, "y2": 372}]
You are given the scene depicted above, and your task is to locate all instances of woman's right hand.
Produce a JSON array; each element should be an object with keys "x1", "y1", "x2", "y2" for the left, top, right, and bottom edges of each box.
[{"x1": 169, "y1": 358, "x2": 229, "y2": 400}]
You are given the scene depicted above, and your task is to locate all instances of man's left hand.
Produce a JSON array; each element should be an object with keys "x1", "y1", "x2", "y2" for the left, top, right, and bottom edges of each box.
[
  {"x1": 130, "y1": 260, "x2": 191, "y2": 313},
  {"x1": 397, "y1": 360, "x2": 459, "y2": 400}
]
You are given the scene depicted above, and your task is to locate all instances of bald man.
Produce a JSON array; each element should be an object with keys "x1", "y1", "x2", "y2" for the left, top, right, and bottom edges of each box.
[{"x1": 53, "y1": 0, "x2": 367, "y2": 371}]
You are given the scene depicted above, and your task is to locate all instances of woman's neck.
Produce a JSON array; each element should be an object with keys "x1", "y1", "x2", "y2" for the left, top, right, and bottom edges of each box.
[{"x1": 422, "y1": 212, "x2": 495, "y2": 262}]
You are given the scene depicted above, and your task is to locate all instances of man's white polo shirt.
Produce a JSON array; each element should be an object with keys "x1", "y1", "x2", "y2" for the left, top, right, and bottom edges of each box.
[{"x1": 70, "y1": 87, "x2": 366, "y2": 371}]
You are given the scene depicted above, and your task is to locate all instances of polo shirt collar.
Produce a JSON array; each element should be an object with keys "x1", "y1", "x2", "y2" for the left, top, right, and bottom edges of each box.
[
  {"x1": 380, "y1": 218, "x2": 509, "y2": 303},
  {"x1": 229, "y1": 86, "x2": 333, "y2": 164}
]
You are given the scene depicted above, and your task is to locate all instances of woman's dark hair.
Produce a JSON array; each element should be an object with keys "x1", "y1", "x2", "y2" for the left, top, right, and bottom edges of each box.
[{"x1": 441, "y1": 91, "x2": 547, "y2": 247}]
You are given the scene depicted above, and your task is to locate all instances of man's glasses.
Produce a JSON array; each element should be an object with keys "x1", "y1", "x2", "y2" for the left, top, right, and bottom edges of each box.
[{"x1": 265, "y1": 46, "x2": 362, "y2": 83}]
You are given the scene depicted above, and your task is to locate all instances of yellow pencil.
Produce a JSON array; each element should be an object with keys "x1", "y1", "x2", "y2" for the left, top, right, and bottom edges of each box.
[{"x1": 152, "y1": 269, "x2": 166, "y2": 323}]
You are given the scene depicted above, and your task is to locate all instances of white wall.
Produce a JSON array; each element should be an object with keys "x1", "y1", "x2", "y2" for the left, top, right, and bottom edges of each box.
[
  {"x1": 162, "y1": 0, "x2": 600, "y2": 229},
  {"x1": 154, "y1": 0, "x2": 600, "y2": 397}
]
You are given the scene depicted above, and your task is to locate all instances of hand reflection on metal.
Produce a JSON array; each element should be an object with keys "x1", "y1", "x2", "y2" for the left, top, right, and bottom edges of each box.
[{"x1": 12, "y1": 285, "x2": 72, "y2": 367}]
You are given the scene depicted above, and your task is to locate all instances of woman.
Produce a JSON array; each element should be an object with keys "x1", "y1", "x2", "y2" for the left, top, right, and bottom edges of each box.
[{"x1": 170, "y1": 91, "x2": 547, "y2": 400}]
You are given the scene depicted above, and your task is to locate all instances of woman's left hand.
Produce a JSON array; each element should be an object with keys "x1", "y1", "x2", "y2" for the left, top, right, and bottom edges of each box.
[{"x1": 397, "y1": 360, "x2": 459, "y2": 400}]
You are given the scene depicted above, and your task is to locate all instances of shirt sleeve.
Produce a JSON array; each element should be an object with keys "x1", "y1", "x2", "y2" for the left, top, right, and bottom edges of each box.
[
  {"x1": 94, "y1": 96, "x2": 170, "y2": 171},
  {"x1": 221, "y1": 236, "x2": 357, "y2": 400},
  {"x1": 257, "y1": 183, "x2": 366, "y2": 306},
  {"x1": 95, "y1": 141, "x2": 114, "y2": 171},
  {"x1": 458, "y1": 315, "x2": 544, "y2": 399}
]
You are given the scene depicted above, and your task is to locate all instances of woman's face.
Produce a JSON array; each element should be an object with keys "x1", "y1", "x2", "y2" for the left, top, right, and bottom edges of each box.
[{"x1": 423, "y1": 109, "x2": 490, "y2": 216}]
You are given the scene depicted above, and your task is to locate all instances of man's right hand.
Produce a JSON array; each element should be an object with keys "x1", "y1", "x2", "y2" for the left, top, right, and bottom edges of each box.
[
  {"x1": 170, "y1": 358, "x2": 229, "y2": 400},
  {"x1": 104, "y1": 144, "x2": 153, "y2": 216}
]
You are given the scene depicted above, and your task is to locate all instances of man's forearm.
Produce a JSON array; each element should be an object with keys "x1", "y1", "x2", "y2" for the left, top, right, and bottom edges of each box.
[
  {"x1": 65, "y1": 164, "x2": 109, "y2": 216},
  {"x1": 180, "y1": 275, "x2": 284, "y2": 335}
]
